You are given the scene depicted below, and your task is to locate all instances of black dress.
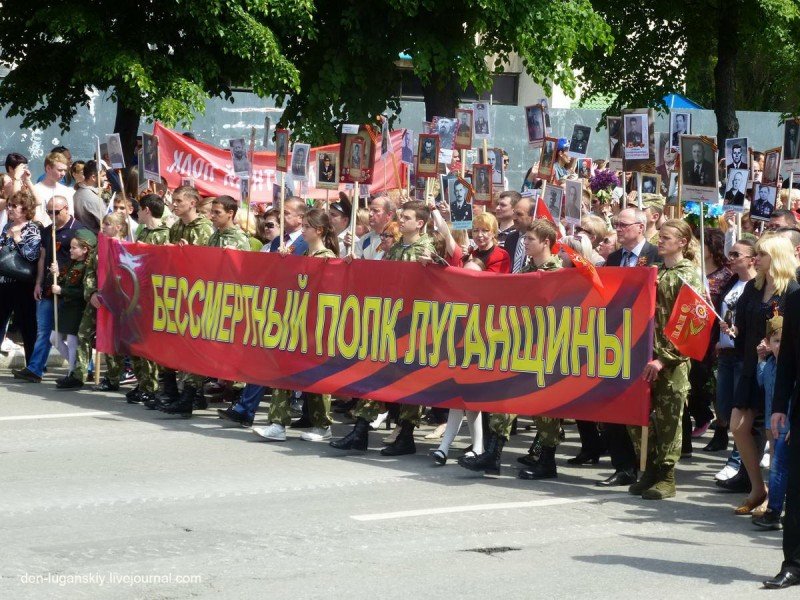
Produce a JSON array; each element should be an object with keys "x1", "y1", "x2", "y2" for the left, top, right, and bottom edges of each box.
[{"x1": 733, "y1": 278, "x2": 800, "y2": 411}]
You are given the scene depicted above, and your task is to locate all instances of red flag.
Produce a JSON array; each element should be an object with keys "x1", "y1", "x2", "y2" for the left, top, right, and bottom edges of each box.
[
  {"x1": 558, "y1": 243, "x2": 608, "y2": 300},
  {"x1": 664, "y1": 282, "x2": 715, "y2": 361}
]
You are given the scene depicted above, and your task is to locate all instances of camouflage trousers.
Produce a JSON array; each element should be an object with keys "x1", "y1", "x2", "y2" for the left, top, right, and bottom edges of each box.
[
  {"x1": 132, "y1": 356, "x2": 159, "y2": 393},
  {"x1": 72, "y1": 304, "x2": 122, "y2": 384},
  {"x1": 489, "y1": 413, "x2": 560, "y2": 446},
  {"x1": 628, "y1": 362, "x2": 689, "y2": 470},
  {"x1": 352, "y1": 400, "x2": 423, "y2": 425},
  {"x1": 268, "y1": 389, "x2": 332, "y2": 427}
]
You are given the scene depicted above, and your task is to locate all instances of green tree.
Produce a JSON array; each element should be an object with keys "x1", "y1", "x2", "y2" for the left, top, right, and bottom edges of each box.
[
  {"x1": 0, "y1": 1, "x2": 311, "y2": 161},
  {"x1": 573, "y1": 0, "x2": 800, "y2": 143},
  {"x1": 277, "y1": 0, "x2": 613, "y2": 144}
]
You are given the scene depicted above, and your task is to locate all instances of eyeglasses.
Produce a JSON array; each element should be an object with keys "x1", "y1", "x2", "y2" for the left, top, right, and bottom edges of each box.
[
  {"x1": 615, "y1": 222, "x2": 640, "y2": 230},
  {"x1": 728, "y1": 251, "x2": 753, "y2": 259},
  {"x1": 264, "y1": 222, "x2": 277, "y2": 229},
  {"x1": 380, "y1": 233, "x2": 394, "y2": 239},
  {"x1": 601, "y1": 237, "x2": 613, "y2": 244}
]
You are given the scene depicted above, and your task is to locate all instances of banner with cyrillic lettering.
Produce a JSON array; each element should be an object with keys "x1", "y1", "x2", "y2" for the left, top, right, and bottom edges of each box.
[
  {"x1": 97, "y1": 238, "x2": 657, "y2": 426},
  {"x1": 154, "y1": 122, "x2": 408, "y2": 201}
]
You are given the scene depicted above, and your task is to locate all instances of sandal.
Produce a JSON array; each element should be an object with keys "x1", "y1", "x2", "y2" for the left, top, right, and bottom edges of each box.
[{"x1": 430, "y1": 449, "x2": 447, "y2": 465}]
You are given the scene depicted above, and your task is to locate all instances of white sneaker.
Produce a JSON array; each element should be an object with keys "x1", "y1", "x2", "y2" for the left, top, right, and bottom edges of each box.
[
  {"x1": 715, "y1": 464, "x2": 738, "y2": 481},
  {"x1": 252, "y1": 423, "x2": 286, "y2": 442},
  {"x1": 370, "y1": 412, "x2": 388, "y2": 429},
  {"x1": 300, "y1": 426, "x2": 332, "y2": 442},
  {"x1": 760, "y1": 453, "x2": 771, "y2": 469}
]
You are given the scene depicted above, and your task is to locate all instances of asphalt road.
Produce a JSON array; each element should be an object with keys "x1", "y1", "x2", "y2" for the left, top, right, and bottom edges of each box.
[{"x1": 0, "y1": 368, "x2": 785, "y2": 599}]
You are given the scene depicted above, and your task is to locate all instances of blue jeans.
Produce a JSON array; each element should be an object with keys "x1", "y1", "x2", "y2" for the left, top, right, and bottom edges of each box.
[
  {"x1": 768, "y1": 429, "x2": 791, "y2": 513},
  {"x1": 27, "y1": 298, "x2": 54, "y2": 377},
  {"x1": 233, "y1": 384, "x2": 265, "y2": 420}
]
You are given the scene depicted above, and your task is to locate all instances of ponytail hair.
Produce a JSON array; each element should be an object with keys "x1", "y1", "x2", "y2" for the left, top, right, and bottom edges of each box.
[
  {"x1": 304, "y1": 208, "x2": 340, "y2": 256},
  {"x1": 661, "y1": 219, "x2": 699, "y2": 264}
]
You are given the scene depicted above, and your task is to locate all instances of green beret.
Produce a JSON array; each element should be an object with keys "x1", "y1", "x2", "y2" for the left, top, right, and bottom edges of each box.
[
  {"x1": 75, "y1": 229, "x2": 98, "y2": 248},
  {"x1": 641, "y1": 193, "x2": 665, "y2": 211}
]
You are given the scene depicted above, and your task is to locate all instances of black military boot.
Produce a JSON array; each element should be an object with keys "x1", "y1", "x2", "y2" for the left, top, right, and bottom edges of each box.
[
  {"x1": 517, "y1": 432, "x2": 542, "y2": 466},
  {"x1": 458, "y1": 432, "x2": 505, "y2": 475},
  {"x1": 380, "y1": 420, "x2": 417, "y2": 456},
  {"x1": 329, "y1": 417, "x2": 369, "y2": 451},
  {"x1": 518, "y1": 445, "x2": 558, "y2": 480},
  {"x1": 126, "y1": 387, "x2": 144, "y2": 404},
  {"x1": 156, "y1": 371, "x2": 179, "y2": 404},
  {"x1": 141, "y1": 392, "x2": 160, "y2": 409},
  {"x1": 161, "y1": 385, "x2": 196, "y2": 417}
]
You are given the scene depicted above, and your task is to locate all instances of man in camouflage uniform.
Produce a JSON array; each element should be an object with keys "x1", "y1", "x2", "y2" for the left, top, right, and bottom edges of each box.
[
  {"x1": 330, "y1": 201, "x2": 435, "y2": 456},
  {"x1": 126, "y1": 194, "x2": 171, "y2": 405},
  {"x1": 56, "y1": 231, "x2": 123, "y2": 389},
  {"x1": 628, "y1": 220, "x2": 702, "y2": 500},
  {"x1": 158, "y1": 186, "x2": 214, "y2": 417},
  {"x1": 460, "y1": 220, "x2": 563, "y2": 476},
  {"x1": 207, "y1": 195, "x2": 251, "y2": 251},
  {"x1": 642, "y1": 194, "x2": 666, "y2": 247}
]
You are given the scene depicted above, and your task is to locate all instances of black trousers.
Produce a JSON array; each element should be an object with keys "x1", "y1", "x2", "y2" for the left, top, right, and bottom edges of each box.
[
  {"x1": 0, "y1": 281, "x2": 37, "y2": 365},
  {"x1": 783, "y1": 424, "x2": 800, "y2": 574},
  {"x1": 576, "y1": 420, "x2": 605, "y2": 455},
  {"x1": 601, "y1": 423, "x2": 637, "y2": 472}
]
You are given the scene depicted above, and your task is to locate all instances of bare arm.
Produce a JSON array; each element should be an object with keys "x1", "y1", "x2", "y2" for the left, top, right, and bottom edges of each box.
[{"x1": 431, "y1": 204, "x2": 457, "y2": 257}]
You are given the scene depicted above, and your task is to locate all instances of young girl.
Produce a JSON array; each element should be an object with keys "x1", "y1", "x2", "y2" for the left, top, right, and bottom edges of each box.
[
  {"x1": 252, "y1": 209, "x2": 338, "y2": 443},
  {"x1": 754, "y1": 315, "x2": 791, "y2": 530},
  {"x1": 50, "y1": 230, "x2": 96, "y2": 373}
]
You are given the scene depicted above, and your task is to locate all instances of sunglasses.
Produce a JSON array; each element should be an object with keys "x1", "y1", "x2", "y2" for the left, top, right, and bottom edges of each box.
[
  {"x1": 728, "y1": 251, "x2": 752, "y2": 259},
  {"x1": 264, "y1": 222, "x2": 277, "y2": 229}
]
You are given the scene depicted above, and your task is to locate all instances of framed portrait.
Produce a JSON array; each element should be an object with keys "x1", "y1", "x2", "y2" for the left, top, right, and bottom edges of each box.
[
  {"x1": 229, "y1": 137, "x2": 250, "y2": 176},
  {"x1": 473, "y1": 102, "x2": 490, "y2": 139},
  {"x1": 564, "y1": 180, "x2": 583, "y2": 225},
  {"x1": 666, "y1": 172, "x2": 679, "y2": 206},
  {"x1": 106, "y1": 133, "x2": 125, "y2": 169},
  {"x1": 137, "y1": 151, "x2": 148, "y2": 192},
  {"x1": 538, "y1": 137, "x2": 558, "y2": 180},
  {"x1": 142, "y1": 133, "x2": 160, "y2": 182},
  {"x1": 340, "y1": 126, "x2": 375, "y2": 184},
  {"x1": 290, "y1": 142, "x2": 310, "y2": 180},
  {"x1": 577, "y1": 158, "x2": 593, "y2": 179},
  {"x1": 725, "y1": 137, "x2": 749, "y2": 171},
  {"x1": 454, "y1": 108, "x2": 474, "y2": 150},
  {"x1": 400, "y1": 129, "x2": 414, "y2": 165},
  {"x1": 762, "y1": 147, "x2": 782, "y2": 186},
  {"x1": 275, "y1": 129, "x2": 290, "y2": 173},
  {"x1": 416, "y1": 133, "x2": 440, "y2": 178},
  {"x1": 488, "y1": 148, "x2": 504, "y2": 186},
  {"x1": 669, "y1": 112, "x2": 691, "y2": 149},
  {"x1": 623, "y1": 113, "x2": 648, "y2": 160},
  {"x1": 525, "y1": 104, "x2": 546, "y2": 146},
  {"x1": 723, "y1": 168, "x2": 749, "y2": 212},
  {"x1": 541, "y1": 184, "x2": 563, "y2": 221},
  {"x1": 638, "y1": 173, "x2": 661, "y2": 195},
  {"x1": 606, "y1": 116, "x2": 623, "y2": 171},
  {"x1": 472, "y1": 163, "x2": 492, "y2": 203},
  {"x1": 539, "y1": 98, "x2": 552, "y2": 130},
  {"x1": 680, "y1": 135, "x2": 718, "y2": 202},
  {"x1": 315, "y1": 151, "x2": 339, "y2": 190},
  {"x1": 180, "y1": 176, "x2": 194, "y2": 188},
  {"x1": 568, "y1": 124, "x2": 591, "y2": 159},
  {"x1": 262, "y1": 116, "x2": 271, "y2": 148},
  {"x1": 751, "y1": 183, "x2": 778, "y2": 221},
  {"x1": 783, "y1": 119, "x2": 800, "y2": 170},
  {"x1": 240, "y1": 177, "x2": 250, "y2": 202},
  {"x1": 380, "y1": 118, "x2": 391, "y2": 158},
  {"x1": 447, "y1": 176, "x2": 474, "y2": 230},
  {"x1": 431, "y1": 116, "x2": 456, "y2": 164}
]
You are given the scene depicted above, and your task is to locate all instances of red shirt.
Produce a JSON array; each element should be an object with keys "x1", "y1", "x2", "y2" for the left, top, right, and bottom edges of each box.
[
  {"x1": 468, "y1": 244, "x2": 511, "y2": 273},
  {"x1": 446, "y1": 244, "x2": 464, "y2": 268}
]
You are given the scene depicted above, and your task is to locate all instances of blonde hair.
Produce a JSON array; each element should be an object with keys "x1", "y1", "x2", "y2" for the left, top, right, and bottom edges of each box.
[
  {"x1": 560, "y1": 234, "x2": 593, "y2": 260},
  {"x1": 102, "y1": 211, "x2": 129, "y2": 239},
  {"x1": 754, "y1": 234, "x2": 800, "y2": 296},
  {"x1": 660, "y1": 219, "x2": 699, "y2": 264},
  {"x1": 472, "y1": 211, "x2": 498, "y2": 234},
  {"x1": 235, "y1": 210, "x2": 257, "y2": 236}
]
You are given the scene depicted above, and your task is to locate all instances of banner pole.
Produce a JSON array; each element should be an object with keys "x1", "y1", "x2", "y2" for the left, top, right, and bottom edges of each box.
[
  {"x1": 245, "y1": 126, "x2": 256, "y2": 229},
  {"x1": 349, "y1": 185, "x2": 357, "y2": 257},
  {"x1": 95, "y1": 137, "x2": 102, "y2": 197},
  {"x1": 735, "y1": 213, "x2": 741, "y2": 242},
  {"x1": 51, "y1": 204, "x2": 58, "y2": 334},
  {"x1": 640, "y1": 426, "x2": 648, "y2": 472},
  {"x1": 788, "y1": 170, "x2": 795, "y2": 209},
  {"x1": 279, "y1": 171, "x2": 286, "y2": 249},
  {"x1": 460, "y1": 150, "x2": 466, "y2": 179},
  {"x1": 95, "y1": 350, "x2": 102, "y2": 386},
  {"x1": 636, "y1": 172, "x2": 643, "y2": 209},
  {"x1": 699, "y1": 200, "x2": 706, "y2": 285},
  {"x1": 621, "y1": 172, "x2": 627, "y2": 210},
  {"x1": 325, "y1": 189, "x2": 329, "y2": 211}
]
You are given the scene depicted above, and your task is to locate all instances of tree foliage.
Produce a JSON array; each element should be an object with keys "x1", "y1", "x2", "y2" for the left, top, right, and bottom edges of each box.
[{"x1": 0, "y1": 0, "x2": 312, "y2": 131}]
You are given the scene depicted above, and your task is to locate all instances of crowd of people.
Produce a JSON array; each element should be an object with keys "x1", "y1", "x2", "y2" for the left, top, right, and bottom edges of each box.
[{"x1": 1, "y1": 134, "x2": 799, "y2": 589}]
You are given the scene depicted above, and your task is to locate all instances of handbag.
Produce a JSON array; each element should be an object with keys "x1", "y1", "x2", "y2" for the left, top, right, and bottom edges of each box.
[{"x1": 0, "y1": 243, "x2": 36, "y2": 282}]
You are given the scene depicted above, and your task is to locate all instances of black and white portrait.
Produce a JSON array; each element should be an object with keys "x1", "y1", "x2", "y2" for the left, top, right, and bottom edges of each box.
[
  {"x1": 569, "y1": 125, "x2": 591, "y2": 158},
  {"x1": 751, "y1": 184, "x2": 777, "y2": 221},
  {"x1": 448, "y1": 177, "x2": 473, "y2": 229},
  {"x1": 473, "y1": 102, "x2": 490, "y2": 138},
  {"x1": 723, "y1": 168, "x2": 748, "y2": 210},
  {"x1": 291, "y1": 143, "x2": 310, "y2": 180},
  {"x1": 670, "y1": 112, "x2": 690, "y2": 148},
  {"x1": 487, "y1": 148, "x2": 504, "y2": 186},
  {"x1": 229, "y1": 137, "x2": 250, "y2": 176},
  {"x1": 525, "y1": 105, "x2": 545, "y2": 145},
  {"x1": 275, "y1": 130, "x2": 289, "y2": 172},
  {"x1": 640, "y1": 174, "x2": 660, "y2": 195},
  {"x1": 763, "y1": 149, "x2": 781, "y2": 186},
  {"x1": 316, "y1": 152, "x2": 338, "y2": 190},
  {"x1": 607, "y1": 117, "x2": 623, "y2": 169},
  {"x1": 240, "y1": 177, "x2": 250, "y2": 201},
  {"x1": 544, "y1": 185, "x2": 563, "y2": 220},
  {"x1": 381, "y1": 119, "x2": 390, "y2": 158},
  {"x1": 142, "y1": 132, "x2": 159, "y2": 182},
  {"x1": 401, "y1": 130, "x2": 414, "y2": 165},
  {"x1": 725, "y1": 138, "x2": 748, "y2": 171},
  {"x1": 432, "y1": 117, "x2": 456, "y2": 162},
  {"x1": 473, "y1": 164, "x2": 491, "y2": 202},
  {"x1": 454, "y1": 109, "x2": 473, "y2": 150},
  {"x1": 106, "y1": 133, "x2": 125, "y2": 169},
  {"x1": 417, "y1": 134, "x2": 439, "y2": 177},
  {"x1": 564, "y1": 180, "x2": 582, "y2": 225},
  {"x1": 623, "y1": 114, "x2": 648, "y2": 160},
  {"x1": 680, "y1": 135, "x2": 718, "y2": 201},
  {"x1": 784, "y1": 120, "x2": 800, "y2": 163}
]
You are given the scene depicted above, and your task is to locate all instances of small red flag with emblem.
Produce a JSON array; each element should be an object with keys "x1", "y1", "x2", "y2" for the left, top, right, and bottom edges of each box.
[
  {"x1": 534, "y1": 197, "x2": 563, "y2": 240},
  {"x1": 664, "y1": 282, "x2": 716, "y2": 361},
  {"x1": 557, "y1": 243, "x2": 608, "y2": 299}
]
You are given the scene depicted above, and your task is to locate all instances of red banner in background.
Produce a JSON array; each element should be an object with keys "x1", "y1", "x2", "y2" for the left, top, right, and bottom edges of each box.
[
  {"x1": 153, "y1": 122, "x2": 408, "y2": 201},
  {"x1": 97, "y1": 237, "x2": 657, "y2": 426}
]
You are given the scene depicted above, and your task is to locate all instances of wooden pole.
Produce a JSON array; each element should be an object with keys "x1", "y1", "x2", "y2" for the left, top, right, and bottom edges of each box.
[
  {"x1": 51, "y1": 204, "x2": 58, "y2": 334},
  {"x1": 699, "y1": 201, "x2": 706, "y2": 284},
  {"x1": 636, "y1": 172, "x2": 643, "y2": 209},
  {"x1": 94, "y1": 350, "x2": 102, "y2": 386},
  {"x1": 279, "y1": 171, "x2": 286, "y2": 248},
  {"x1": 246, "y1": 127, "x2": 256, "y2": 229},
  {"x1": 460, "y1": 150, "x2": 466, "y2": 179},
  {"x1": 325, "y1": 189, "x2": 330, "y2": 211},
  {"x1": 621, "y1": 172, "x2": 627, "y2": 209},
  {"x1": 349, "y1": 185, "x2": 358, "y2": 257},
  {"x1": 640, "y1": 426, "x2": 648, "y2": 472},
  {"x1": 788, "y1": 170, "x2": 795, "y2": 210},
  {"x1": 95, "y1": 138, "x2": 103, "y2": 197}
]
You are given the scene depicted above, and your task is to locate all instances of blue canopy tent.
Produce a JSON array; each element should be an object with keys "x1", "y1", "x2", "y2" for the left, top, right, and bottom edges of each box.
[{"x1": 663, "y1": 93, "x2": 703, "y2": 110}]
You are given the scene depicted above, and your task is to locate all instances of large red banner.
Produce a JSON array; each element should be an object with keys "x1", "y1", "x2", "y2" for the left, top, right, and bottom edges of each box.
[
  {"x1": 154, "y1": 122, "x2": 409, "y2": 201},
  {"x1": 97, "y1": 238, "x2": 657, "y2": 426}
]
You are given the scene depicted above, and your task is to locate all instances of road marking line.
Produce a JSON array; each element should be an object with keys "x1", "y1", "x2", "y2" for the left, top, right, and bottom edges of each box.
[
  {"x1": 350, "y1": 494, "x2": 622, "y2": 521},
  {"x1": 0, "y1": 411, "x2": 115, "y2": 422}
]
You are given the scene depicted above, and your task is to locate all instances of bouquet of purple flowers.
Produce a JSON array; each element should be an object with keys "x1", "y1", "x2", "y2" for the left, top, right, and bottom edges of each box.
[{"x1": 589, "y1": 169, "x2": 620, "y2": 204}]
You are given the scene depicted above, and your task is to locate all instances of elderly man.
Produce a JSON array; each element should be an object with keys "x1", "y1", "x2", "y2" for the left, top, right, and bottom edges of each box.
[
  {"x1": 683, "y1": 142, "x2": 714, "y2": 186},
  {"x1": 354, "y1": 195, "x2": 396, "y2": 260}
]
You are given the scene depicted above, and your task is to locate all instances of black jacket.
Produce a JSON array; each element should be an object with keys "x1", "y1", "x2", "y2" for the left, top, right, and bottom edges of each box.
[
  {"x1": 605, "y1": 240, "x2": 660, "y2": 267},
  {"x1": 775, "y1": 287, "x2": 800, "y2": 425}
]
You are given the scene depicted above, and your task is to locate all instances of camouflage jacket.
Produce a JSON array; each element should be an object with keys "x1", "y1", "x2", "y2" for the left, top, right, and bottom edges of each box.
[
  {"x1": 522, "y1": 254, "x2": 563, "y2": 273},
  {"x1": 169, "y1": 216, "x2": 214, "y2": 246},
  {"x1": 655, "y1": 257, "x2": 702, "y2": 367},
  {"x1": 384, "y1": 234, "x2": 435, "y2": 262},
  {"x1": 135, "y1": 223, "x2": 170, "y2": 245},
  {"x1": 307, "y1": 248, "x2": 337, "y2": 259},
  {"x1": 58, "y1": 259, "x2": 88, "y2": 303},
  {"x1": 208, "y1": 226, "x2": 251, "y2": 250},
  {"x1": 83, "y1": 251, "x2": 98, "y2": 301}
]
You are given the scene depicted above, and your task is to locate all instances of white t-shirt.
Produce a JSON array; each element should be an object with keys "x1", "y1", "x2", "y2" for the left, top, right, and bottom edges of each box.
[
  {"x1": 718, "y1": 279, "x2": 746, "y2": 349},
  {"x1": 32, "y1": 181, "x2": 75, "y2": 226}
]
